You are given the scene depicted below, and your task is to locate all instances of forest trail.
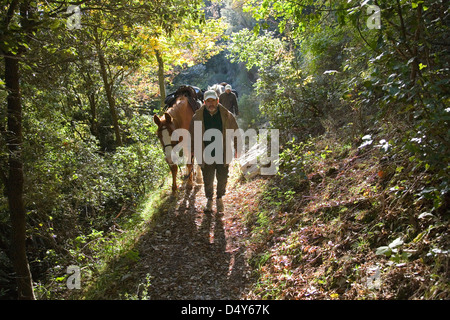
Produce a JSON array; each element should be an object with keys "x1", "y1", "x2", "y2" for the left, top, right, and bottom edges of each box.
[
  {"x1": 123, "y1": 165, "x2": 265, "y2": 299},
  {"x1": 78, "y1": 140, "x2": 449, "y2": 301}
]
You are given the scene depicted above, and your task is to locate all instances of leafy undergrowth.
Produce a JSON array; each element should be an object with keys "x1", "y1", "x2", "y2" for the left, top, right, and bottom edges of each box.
[
  {"x1": 35, "y1": 181, "x2": 173, "y2": 300},
  {"x1": 240, "y1": 133, "x2": 449, "y2": 300},
  {"x1": 46, "y1": 131, "x2": 448, "y2": 300},
  {"x1": 65, "y1": 164, "x2": 258, "y2": 300}
]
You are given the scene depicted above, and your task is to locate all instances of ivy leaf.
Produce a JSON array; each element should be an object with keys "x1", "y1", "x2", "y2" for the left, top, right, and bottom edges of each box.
[
  {"x1": 376, "y1": 246, "x2": 391, "y2": 256},
  {"x1": 389, "y1": 237, "x2": 404, "y2": 249}
]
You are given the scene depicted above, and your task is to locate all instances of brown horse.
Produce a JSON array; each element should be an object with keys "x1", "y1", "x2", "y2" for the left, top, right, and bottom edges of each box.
[{"x1": 153, "y1": 86, "x2": 199, "y2": 193}]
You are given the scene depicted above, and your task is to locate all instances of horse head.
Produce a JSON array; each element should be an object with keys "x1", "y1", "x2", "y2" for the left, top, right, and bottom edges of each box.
[
  {"x1": 154, "y1": 112, "x2": 176, "y2": 164},
  {"x1": 174, "y1": 94, "x2": 189, "y2": 107},
  {"x1": 208, "y1": 83, "x2": 225, "y2": 98}
]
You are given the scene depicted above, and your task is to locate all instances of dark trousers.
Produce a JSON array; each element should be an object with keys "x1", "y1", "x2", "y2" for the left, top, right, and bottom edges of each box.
[{"x1": 201, "y1": 164, "x2": 229, "y2": 199}]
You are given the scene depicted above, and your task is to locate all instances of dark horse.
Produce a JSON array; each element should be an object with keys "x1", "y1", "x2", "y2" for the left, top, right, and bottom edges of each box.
[{"x1": 153, "y1": 86, "x2": 201, "y2": 193}]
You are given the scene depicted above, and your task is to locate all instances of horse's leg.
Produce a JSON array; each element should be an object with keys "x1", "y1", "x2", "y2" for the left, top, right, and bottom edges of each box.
[
  {"x1": 186, "y1": 163, "x2": 194, "y2": 187},
  {"x1": 189, "y1": 155, "x2": 203, "y2": 185},
  {"x1": 195, "y1": 164, "x2": 203, "y2": 184},
  {"x1": 170, "y1": 164, "x2": 178, "y2": 193}
]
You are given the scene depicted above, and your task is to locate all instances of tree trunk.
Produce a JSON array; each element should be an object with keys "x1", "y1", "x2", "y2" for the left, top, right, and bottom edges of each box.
[
  {"x1": 94, "y1": 27, "x2": 122, "y2": 147},
  {"x1": 5, "y1": 53, "x2": 36, "y2": 300},
  {"x1": 88, "y1": 92, "x2": 99, "y2": 137},
  {"x1": 155, "y1": 50, "x2": 166, "y2": 109}
]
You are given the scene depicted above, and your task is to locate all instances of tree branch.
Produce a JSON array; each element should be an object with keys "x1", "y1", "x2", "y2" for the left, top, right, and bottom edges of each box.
[{"x1": 3, "y1": 0, "x2": 20, "y2": 29}]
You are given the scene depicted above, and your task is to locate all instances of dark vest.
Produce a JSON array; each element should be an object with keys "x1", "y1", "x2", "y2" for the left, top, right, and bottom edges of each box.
[{"x1": 203, "y1": 107, "x2": 223, "y2": 157}]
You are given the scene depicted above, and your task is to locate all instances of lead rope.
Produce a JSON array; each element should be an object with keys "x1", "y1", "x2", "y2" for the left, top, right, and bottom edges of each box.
[{"x1": 180, "y1": 155, "x2": 195, "y2": 181}]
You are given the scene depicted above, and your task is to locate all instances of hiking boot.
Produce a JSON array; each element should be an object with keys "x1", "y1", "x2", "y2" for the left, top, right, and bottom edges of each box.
[
  {"x1": 205, "y1": 198, "x2": 213, "y2": 213},
  {"x1": 216, "y1": 198, "x2": 224, "y2": 213}
]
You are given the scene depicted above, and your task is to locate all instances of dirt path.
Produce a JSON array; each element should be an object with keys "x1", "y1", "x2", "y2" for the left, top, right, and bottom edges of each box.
[{"x1": 130, "y1": 168, "x2": 262, "y2": 299}]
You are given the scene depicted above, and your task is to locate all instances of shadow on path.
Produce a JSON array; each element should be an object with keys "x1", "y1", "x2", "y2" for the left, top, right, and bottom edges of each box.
[{"x1": 133, "y1": 184, "x2": 250, "y2": 299}]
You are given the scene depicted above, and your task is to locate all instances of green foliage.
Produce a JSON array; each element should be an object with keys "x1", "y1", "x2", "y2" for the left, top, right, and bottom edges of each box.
[
  {"x1": 231, "y1": 0, "x2": 449, "y2": 203},
  {"x1": 236, "y1": 92, "x2": 263, "y2": 129},
  {"x1": 1, "y1": 0, "x2": 448, "y2": 300},
  {"x1": 228, "y1": 29, "x2": 311, "y2": 137},
  {"x1": 0, "y1": 0, "x2": 212, "y2": 299},
  {"x1": 376, "y1": 237, "x2": 410, "y2": 263},
  {"x1": 9, "y1": 94, "x2": 169, "y2": 298},
  {"x1": 232, "y1": 1, "x2": 448, "y2": 299}
]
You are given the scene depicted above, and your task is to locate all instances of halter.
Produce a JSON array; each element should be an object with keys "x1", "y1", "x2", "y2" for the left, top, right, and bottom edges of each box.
[{"x1": 158, "y1": 125, "x2": 177, "y2": 151}]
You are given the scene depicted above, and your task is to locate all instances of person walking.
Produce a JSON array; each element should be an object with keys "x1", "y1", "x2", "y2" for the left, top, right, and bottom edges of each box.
[
  {"x1": 219, "y1": 84, "x2": 239, "y2": 116},
  {"x1": 189, "y1": 90, "x2": 241, "y2": 213}
]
